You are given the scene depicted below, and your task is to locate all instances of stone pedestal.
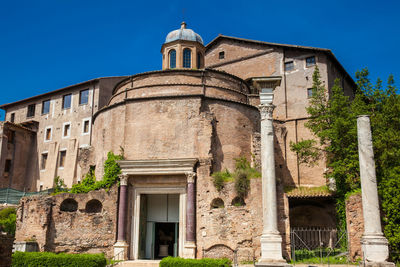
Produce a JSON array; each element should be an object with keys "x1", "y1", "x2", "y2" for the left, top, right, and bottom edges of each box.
[
  {"x1": 256, "y1": 103, "x2": 288, "y2": 266},
  {"x1": 113, "y1": 173, "x2": 129, "y2": 260},
  {"x1": 113, "y1": 240, "x2": 129, "y2": 260},
  {"x1": 357, "y1": 116, "x2": 393, "y2": 266}
]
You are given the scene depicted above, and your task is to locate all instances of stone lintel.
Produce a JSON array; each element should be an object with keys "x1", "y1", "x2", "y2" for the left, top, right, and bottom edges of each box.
[{"x1": 117, "y1": 158, "x2": 198, "y2": 175}]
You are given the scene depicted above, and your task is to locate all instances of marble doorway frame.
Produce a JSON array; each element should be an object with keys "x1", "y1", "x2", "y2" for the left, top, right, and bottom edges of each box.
[{"x1": 131, "y1": 186, "x2": 186, "y2": 260}]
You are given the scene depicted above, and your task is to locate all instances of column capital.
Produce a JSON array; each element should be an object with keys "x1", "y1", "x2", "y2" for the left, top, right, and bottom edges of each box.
[
  {"x1": 185, "y1": 171, "x2": 196, "y2": 183},
  {"x1": 258, "y1": 103, "x2": 275, "y2": 120},
  {"x1": 119, "y1": 173, "x2": 129, "y2": 186}
]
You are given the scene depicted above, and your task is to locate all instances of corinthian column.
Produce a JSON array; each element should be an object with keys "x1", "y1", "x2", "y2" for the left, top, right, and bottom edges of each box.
[
  {"x1": 357, "y1": 115, "x2": 393, "y2": 265},
  {"x1": 114, "y1": 173, "x2": 129, "y2": 260},
  {"x1": 257, "y1": 103, "x2": 286, "y2": 265}
]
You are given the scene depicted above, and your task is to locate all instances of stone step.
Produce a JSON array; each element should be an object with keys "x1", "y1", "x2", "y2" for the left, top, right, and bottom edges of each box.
[{"x1": 115, "y1": 260, "x2": 161, "y2": 267}]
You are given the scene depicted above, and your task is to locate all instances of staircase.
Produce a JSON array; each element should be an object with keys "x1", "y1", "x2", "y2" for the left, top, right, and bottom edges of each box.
[{"x1": 114, "y1": 260, "x2": 161, "y2": 267}]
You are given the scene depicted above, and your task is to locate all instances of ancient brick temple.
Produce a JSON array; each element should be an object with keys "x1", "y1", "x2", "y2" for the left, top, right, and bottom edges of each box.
[{"x1": 2, "y1": 23, "x2": 358, "y2": 262}]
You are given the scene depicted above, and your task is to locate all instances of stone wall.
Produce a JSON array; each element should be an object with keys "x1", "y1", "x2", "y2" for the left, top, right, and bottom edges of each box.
[
  {"x1": 196, "y1": 167, "x2": 291, "y2": 262},
  {"x1": 15, "y1": 186, "x2": 118, "y2": 258},
  {"x1": 0, "y1": 233, "x2": 14, "y2": 267},
  {"x1": 346, "y1": 192, "x2": 364, "y2": 261}
]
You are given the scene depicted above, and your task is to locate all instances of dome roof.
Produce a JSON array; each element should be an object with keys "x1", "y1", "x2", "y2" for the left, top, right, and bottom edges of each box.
[{"x1": 165, "y1": 22, "x2": 203, "y2": 45}]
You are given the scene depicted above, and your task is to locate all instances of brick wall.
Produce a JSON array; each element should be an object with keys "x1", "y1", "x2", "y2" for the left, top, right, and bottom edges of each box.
[
  {"x1": 15, "y1": 186, "x2": 118, "y2": 258},
  {"x1": 0, "y1": 233, "x2": 14, "y2": 267},
  {"x1": 346, "y1": 192, "x2": 364, "y2": 261}
]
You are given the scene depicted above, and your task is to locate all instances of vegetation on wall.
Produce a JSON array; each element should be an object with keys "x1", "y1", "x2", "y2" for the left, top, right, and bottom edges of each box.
[
  {"x1": 0, "y1": 207, "x2": 16, "y2": 235},
  {"x1": 212, "y1": 157, "x2": 260, "y2": 202},
  {"x1": 54, "y1": 151, "x2": 124, "y2": 194},
  {"x1": 290, "y1": 66, "x2": 400, "y2": 260}
]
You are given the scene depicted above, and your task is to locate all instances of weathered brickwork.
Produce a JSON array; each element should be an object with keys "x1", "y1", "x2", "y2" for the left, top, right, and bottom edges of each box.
[
  {"x1": 0, "y1": 233, "x2": 14, "y2": 267},
  {"x1": 346, "y1": 192, "x2": 364, "y2": 261},
  {"x1": 15, "y1": 186, "x2": 118, "y2": 258}
]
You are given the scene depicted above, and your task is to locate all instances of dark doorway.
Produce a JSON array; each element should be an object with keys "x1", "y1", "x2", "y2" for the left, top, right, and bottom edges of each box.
[{"x1": 154, "y1": 222, "x2": 178, "y2": 259}]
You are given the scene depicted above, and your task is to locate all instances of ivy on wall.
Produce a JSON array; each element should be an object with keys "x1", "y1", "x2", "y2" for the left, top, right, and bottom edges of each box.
[{"x1": 54, "y1": 151, "x2": 124, "y2": 194}]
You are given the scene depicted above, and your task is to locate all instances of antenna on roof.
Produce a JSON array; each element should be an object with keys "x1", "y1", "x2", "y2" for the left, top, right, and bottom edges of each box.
[{"x1": 182, "y1": 8, "x2": 185, "y2": 22}]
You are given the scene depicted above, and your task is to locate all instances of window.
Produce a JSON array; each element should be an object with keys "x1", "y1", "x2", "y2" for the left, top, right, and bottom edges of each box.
[
  {"x1": 79, "y1": 89, "x2": 89, "y2": 105},
  {"x1": 45, "y1": 127, "x2": 52, "y2": 141},
  {"x1": 63, "y1": 123, "x2": 71, "y2": 138},
  {"x1": 197, "y1": 52, "x2": 202, "y2": 69},
  {"x1": 82, "y1": 119, "x2": 90, "y2": 134},
  {"x1": 7, "y1": 130, "x2": 15, "y2": 144},
  {"x1": 307, "y1": 88, "x2": 313, "y2": 98},
  {"x1": 285, "y1": 61, "x2": 294, "y2": 71},
  {"x1": 169, "y1": 49, "x2": 176, "y2": 69},
  {"x1": 27, "y1": 104, "x2": 35, "y2": 118},
  {"x1": 59, "y1": 150, "x2": 66, "y2": 168},
  {"x1": 219, "y1": 51, "x2": 225, "y2": 59},
  {"x1": 306, "y1": 56, "x2": 316, "y2": 67},
  {"x1": 62, "y1": 94, "x2": 72, "y2": 109},
  {"x1": 42, "y1": 100, "x2": 50, "y2": 114},
  {"x1": 10, "y1": 113, "x2": 15, "y2": 123},
  {"x1": 4, "y1": 160, "x2": 11, "y2": 174},
  {"x1": 41, "y1": 153, "x2": 48, "y2": 170},
  {"x1": 183, "y1": 48, "x2": 191, "y2": 68}
]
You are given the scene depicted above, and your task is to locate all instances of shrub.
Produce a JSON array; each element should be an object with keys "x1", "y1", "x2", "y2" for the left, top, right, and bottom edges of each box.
[
  {"x1": 234, "y1": 170, "x2": 250, "y2": 199},
  {"x1": 212, "y1": 169, "x2": 232, "y2": 192},
  {"x1": 12, "y1": 252, "x2": 107, "y2": 267},
  {"x1": 0, "y1": 207, "x2": 16, "y2": 235},
  {"x1": 211, "y1": 157, "x2": 260, "y2": 196},
  {"x1": 160, "y1": 256, "x2": 232, "y2": 267}
]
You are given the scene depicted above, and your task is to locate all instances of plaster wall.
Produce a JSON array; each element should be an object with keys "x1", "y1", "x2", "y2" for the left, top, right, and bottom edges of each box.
[{"x1": 1, "y1": 77, "x2": 126, "y2": 191}]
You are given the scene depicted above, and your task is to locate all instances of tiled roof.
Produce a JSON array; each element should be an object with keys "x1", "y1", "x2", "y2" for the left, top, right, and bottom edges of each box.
[{"x1": 286, "y1": 187, "x2": 333, "y2": 198}]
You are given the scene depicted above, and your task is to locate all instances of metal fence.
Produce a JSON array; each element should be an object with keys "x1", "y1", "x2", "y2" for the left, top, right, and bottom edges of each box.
[
  {"x1": 0, "y1": 188, "x2": 51, "y2": 205},
  {"x1": 291, "y1": 227, "x2": 349, "y2": 265}
]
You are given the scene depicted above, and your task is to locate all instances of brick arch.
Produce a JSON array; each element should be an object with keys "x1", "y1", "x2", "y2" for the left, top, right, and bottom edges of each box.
[{"x1": 204, "y1": 244, "x2": 234, "y2": 260}]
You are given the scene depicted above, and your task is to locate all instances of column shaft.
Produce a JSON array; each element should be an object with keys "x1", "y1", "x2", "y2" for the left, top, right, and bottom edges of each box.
[
  {"x1": 186, "y1": 182, "x2": 195, "y2": 241},
  {"x1": 358, "y1": 116, "x2": 382, "y2": 235},
  {"x1": 260, "y1": 104, "x2": 279, "y2": 235},
  {"x1": 257, "y1": 103, "x2": 285, "y2": 265},
  {"x1": 357, "y1": 115, "x2": 390, "y2": 263},
  {"x1": 186, "y1": 172, "x2": 196, "y2": 242},
  {"x1": 117, "y1": 177, "x2": 128, "y2": 241}
]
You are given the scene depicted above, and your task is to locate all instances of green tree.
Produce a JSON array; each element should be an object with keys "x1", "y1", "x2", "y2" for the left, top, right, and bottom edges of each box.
[
  {"x1": 290, "y1": 67, "x2": 400, "y2": 260},
  {"x1": 0, "y1": 207, "x2": 16, "y2": 235}
]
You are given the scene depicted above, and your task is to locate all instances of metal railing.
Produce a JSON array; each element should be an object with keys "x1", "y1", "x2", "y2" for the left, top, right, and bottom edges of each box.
[{"x1": 291, "y1": 227, "x2": 349, "y2": 266}]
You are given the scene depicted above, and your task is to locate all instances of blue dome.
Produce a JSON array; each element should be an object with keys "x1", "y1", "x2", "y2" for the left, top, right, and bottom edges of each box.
[{"x1": 165, "y1": 22, "x2": 203, "y2": 45}]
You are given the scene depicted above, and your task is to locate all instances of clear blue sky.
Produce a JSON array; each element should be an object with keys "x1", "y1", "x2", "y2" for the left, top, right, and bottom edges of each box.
[{"x1": 1, "y1": 0, "x2": 399, "y2": 120}]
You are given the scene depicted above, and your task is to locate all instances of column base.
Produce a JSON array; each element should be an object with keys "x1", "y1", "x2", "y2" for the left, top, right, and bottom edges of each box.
[
  {"x1": 359, "y1": 262, "x2": 395, "y2": 267},
  {"x1": 113, "y1": 240, "x2": 129, "y2": 260},
  {"x1": 362, "y1": 234, "x2": 390, "y2": 263},
  {"x1": 258, "y1": 232, "x2": 287, "y2": 264},
  {"x1": 256, "y1": 263, "x2": 291, "y2": 267},
  {"x1": 183, "y1": 241, "x2": 196, "y2": 259}
]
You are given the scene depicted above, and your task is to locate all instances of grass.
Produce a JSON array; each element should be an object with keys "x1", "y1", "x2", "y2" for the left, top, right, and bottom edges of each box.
[{"x1": 291, "y1": 249, "x2": 357, "y2": 265}]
